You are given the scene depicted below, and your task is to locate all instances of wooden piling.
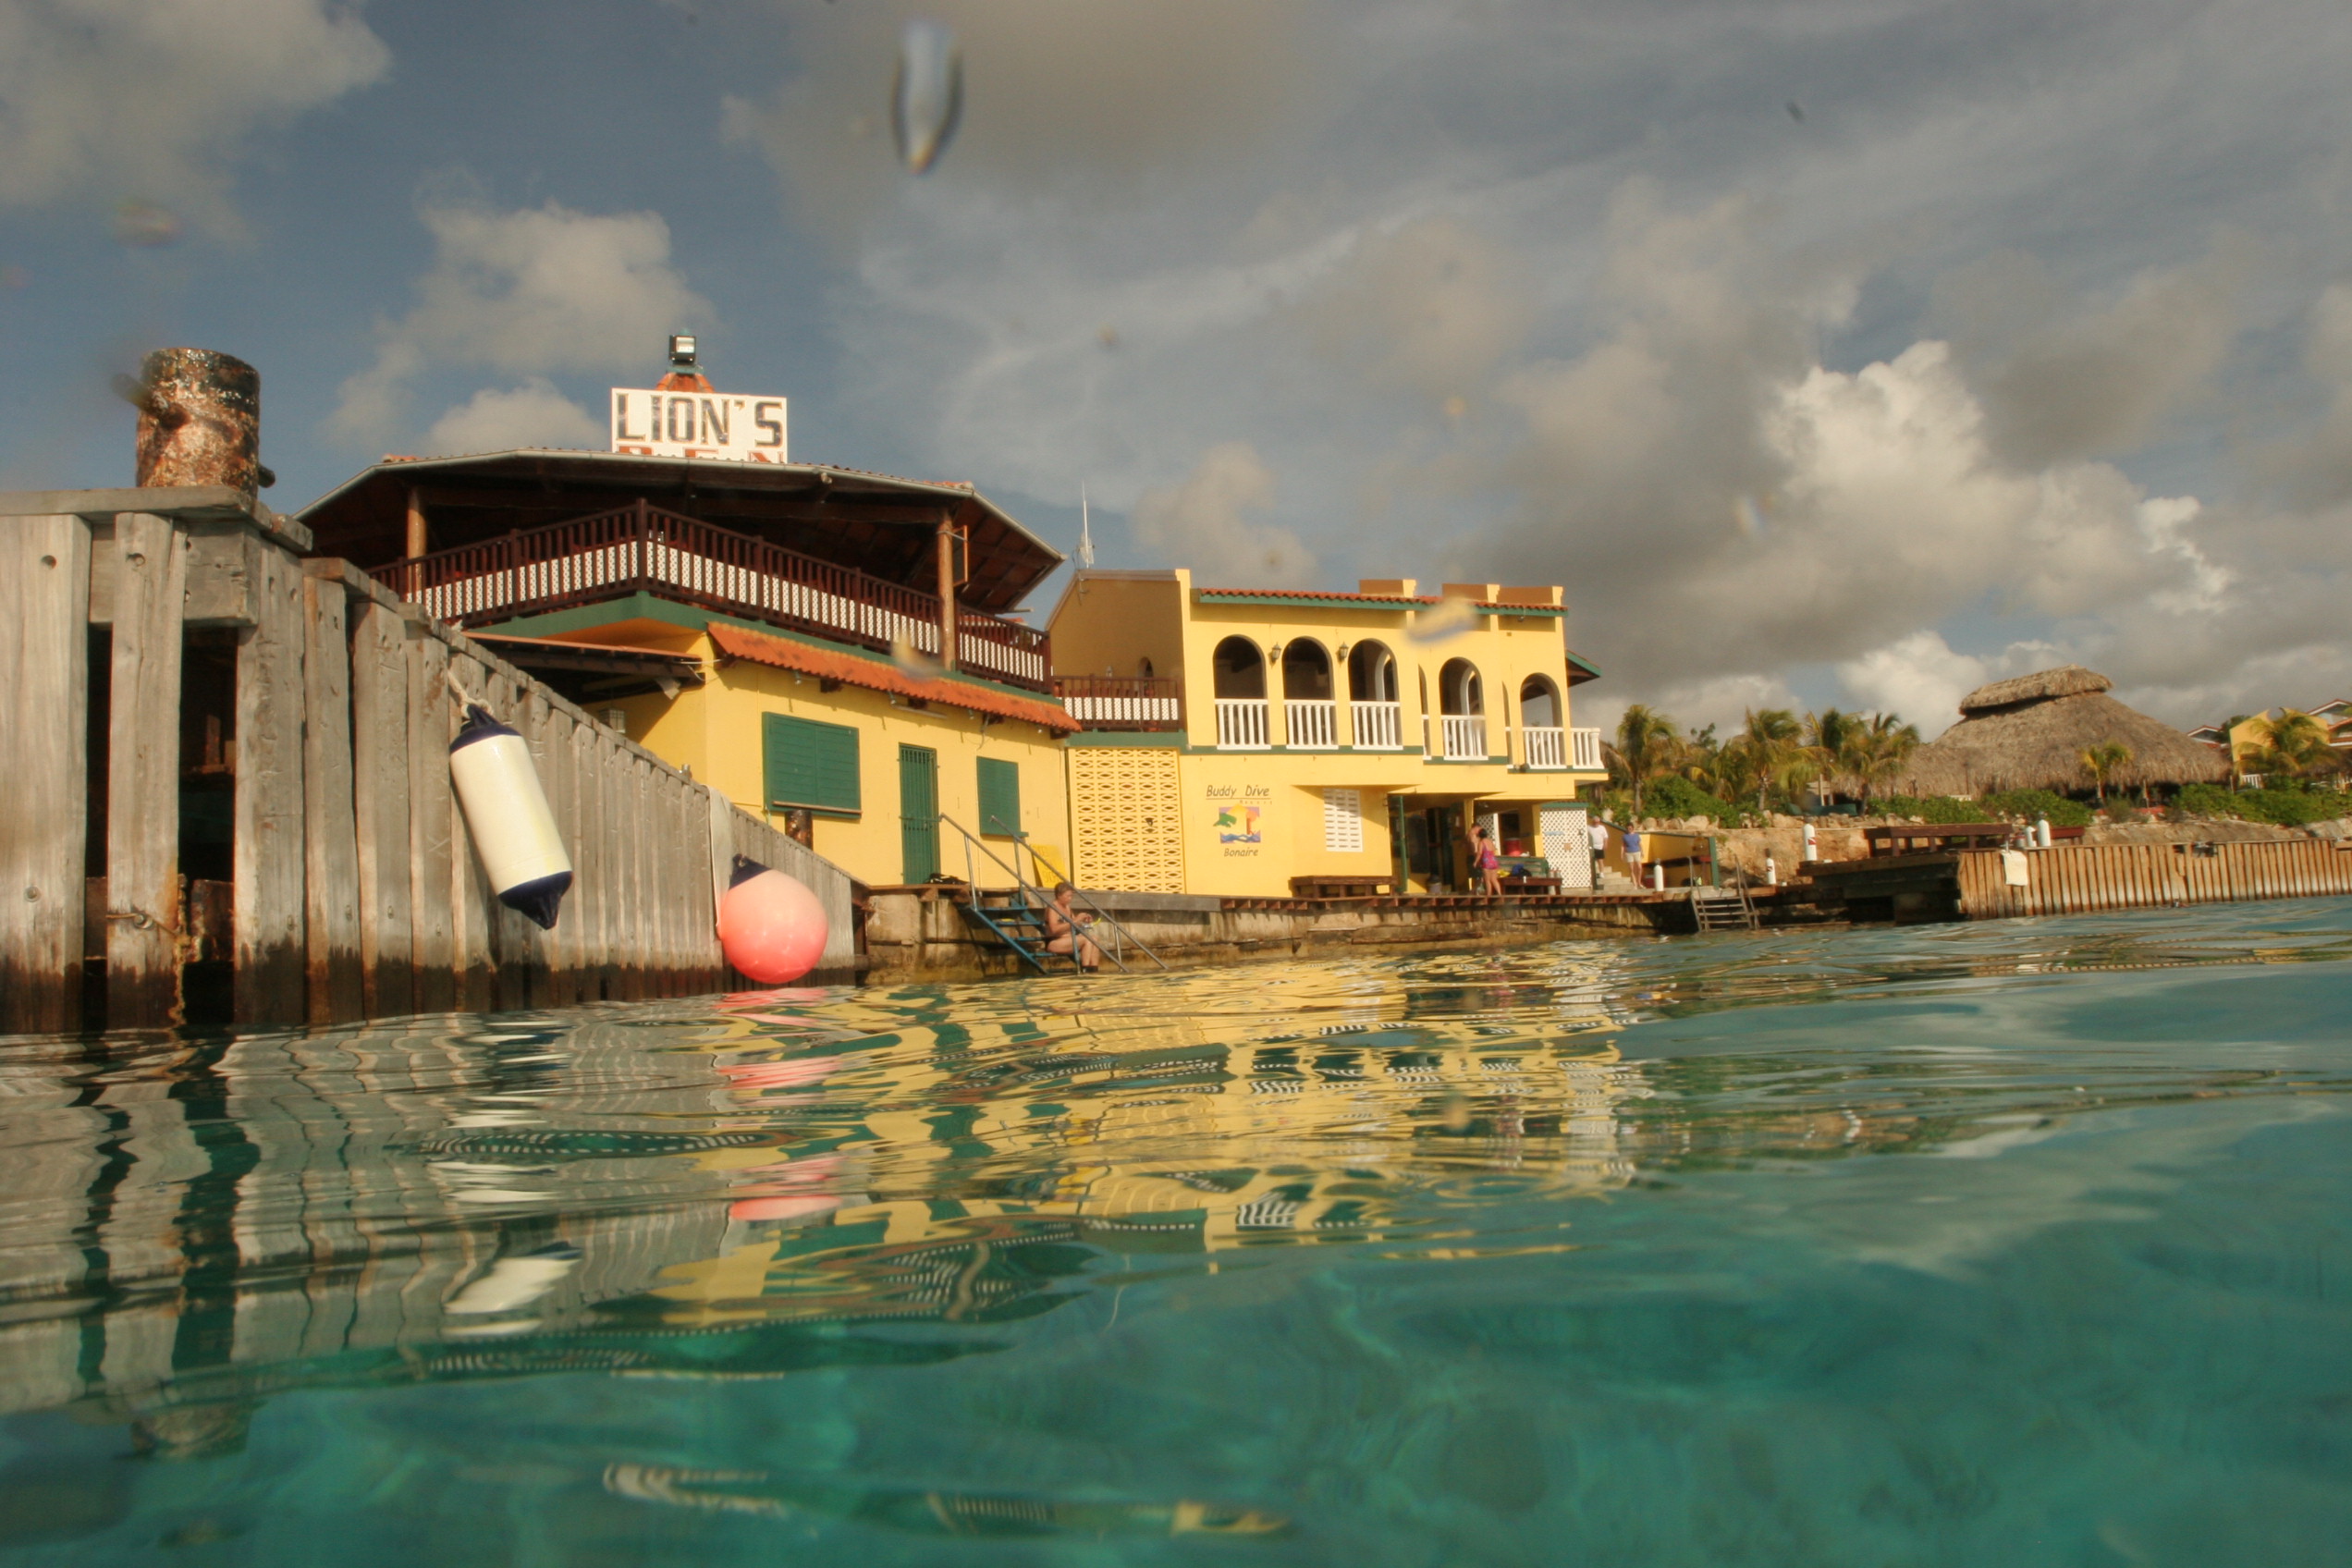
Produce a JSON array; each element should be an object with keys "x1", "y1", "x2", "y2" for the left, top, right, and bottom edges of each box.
[
  {"x1": 349, "y1": 599, "x2": 415, "y2": 1019},
  {"x1": 300, "y1": 570, "x2": 363, "y2": 1023},
  {"x1": 0, "y1": 515, "x2": 92, "y2": 1034},
  {"x1": 406, "y1": 631, "x2": 457, "y2": 1014},
  {"x1": 234, "y1": 545, "x2": 307, "y2": 1024},
  {"x1": 104, "y1": 512, "x2": 190, "y2": 1027}
]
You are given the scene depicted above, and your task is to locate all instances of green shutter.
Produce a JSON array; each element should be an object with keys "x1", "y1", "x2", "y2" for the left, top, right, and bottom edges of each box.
[
  {"x1": 763, "y1": 714, "x2": 861, "y2": 815},
  {"x1": 976, "y1": 757, "x2": 1021, "y2": 838}
]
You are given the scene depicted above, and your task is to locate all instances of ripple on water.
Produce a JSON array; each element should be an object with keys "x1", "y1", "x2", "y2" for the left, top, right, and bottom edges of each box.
[{"x1": 0, "y1": 900, "x2": 2348, "y2": 1562}]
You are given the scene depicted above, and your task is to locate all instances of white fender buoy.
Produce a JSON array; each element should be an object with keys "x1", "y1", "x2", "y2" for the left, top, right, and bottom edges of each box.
[
  {"x1": 449, "y1": 704, "x2": 573, "y2": 929},
  {"x1": 717, "y1": 855, "x2": 827, "y2": 984}
]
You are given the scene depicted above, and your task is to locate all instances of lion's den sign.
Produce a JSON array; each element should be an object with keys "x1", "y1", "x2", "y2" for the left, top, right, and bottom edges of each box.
[{"x1": 610, "y1": 388, "x2": 788, "y2": 463}]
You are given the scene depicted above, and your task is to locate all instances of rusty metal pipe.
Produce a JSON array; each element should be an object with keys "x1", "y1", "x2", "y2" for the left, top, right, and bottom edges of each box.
[{"x1": 131, "y1": 348, "x2": 269, "y2": 495}]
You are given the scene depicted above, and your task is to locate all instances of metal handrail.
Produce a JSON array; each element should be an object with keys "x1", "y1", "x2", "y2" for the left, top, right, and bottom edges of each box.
[{"x1": 938, "y1": 814, "x2": 1170, "y2": 973}]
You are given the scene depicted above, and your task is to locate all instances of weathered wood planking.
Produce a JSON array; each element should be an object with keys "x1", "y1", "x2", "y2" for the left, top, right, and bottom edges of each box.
[
  {"x1": 0, "y1": 515, "x2": 92, "y2": 1033},
  {"x1": 234, "y1": 545, "x2": 308, "y2": 1023},
  {"x1": 406, "y1": 631, "x2": 457, "y2": 1014},
  {"x1": 300, "y1": 572, "x2": 364, "y2": 1023},
  {"x1": 105, "y1": 512, "x2": 191, "y2": 1027},
  {"x1": 1955, "y1": 839, "x2": 2352, "y2": 919},
  {"x1": 349, "y1": 599, "x2": 415, "y2": 1019}
]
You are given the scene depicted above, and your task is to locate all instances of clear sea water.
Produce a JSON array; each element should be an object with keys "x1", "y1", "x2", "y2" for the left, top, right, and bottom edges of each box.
[{"x1": 2, "y1": 901, "x2": 2350, "y2": 1565}]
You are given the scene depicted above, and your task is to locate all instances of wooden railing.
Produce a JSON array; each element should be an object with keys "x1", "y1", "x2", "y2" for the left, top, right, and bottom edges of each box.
[
  {"x1": 1441, "y1": 714, "x2": 1488, "y2": 760},
  {"x1": 1284, "y1": 698, "x2": 1338, "y2": 750},
  {"x1": 1052, "y1": 675, "x2": 1182, "y2": 729},
  {"x1": 1216, "y1": 698, "x2": 1270, "y2": 749},
  {"x1": 374, "y1": 500, "x2": 1052, "y2": 693},
  {"x1": 1350, "y1": 701, "x2": 1403, "y2": 750}
]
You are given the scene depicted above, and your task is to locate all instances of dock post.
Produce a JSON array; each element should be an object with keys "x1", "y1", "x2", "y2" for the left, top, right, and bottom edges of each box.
[
  {"x1": 0, "y1": 514, "x2": 92, "y2": 1034},
  {"x1": 349, "y1": 598, "x2": 415, "y2": 1018},
  {"x1": 234, "y1": 545, "x2": 307, "y2": 1023},
  {"x1": 105, "y1": 511, "x2": 190, "y2": 1027},
  {"x1": 300, "y1": 570, "x2": 363, "y2": 1023}
]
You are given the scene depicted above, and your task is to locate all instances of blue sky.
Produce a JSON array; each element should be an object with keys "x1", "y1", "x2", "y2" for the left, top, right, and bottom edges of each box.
[{"x1": 4, "y1": 0, "x2": 2350, "y2": 733}]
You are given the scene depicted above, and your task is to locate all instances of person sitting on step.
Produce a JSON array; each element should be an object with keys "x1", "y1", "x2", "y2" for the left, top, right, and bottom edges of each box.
[{"x1": 1044, "y1": 882, "x2": 1102, "y2": 973}]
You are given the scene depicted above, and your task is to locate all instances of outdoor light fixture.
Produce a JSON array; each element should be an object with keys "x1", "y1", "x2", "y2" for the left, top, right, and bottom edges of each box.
[{"x1": 668, "y1": 334, "x2": 698, "y2": 367}]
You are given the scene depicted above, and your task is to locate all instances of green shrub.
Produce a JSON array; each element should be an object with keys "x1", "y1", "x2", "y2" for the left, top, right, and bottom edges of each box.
[
  {"x1": 2175, "y1": 781, "x2": 2346, "y2": 827},
  {"x1": 1979, "y1": 789, "x2": 2095, "y2": 827},
  {"x1": 1877, "y1": 794, "x2": 1992, "y2": 825},
  {"x1": 1642, "y1": 775, "x2": 1738, "y2": 823}
]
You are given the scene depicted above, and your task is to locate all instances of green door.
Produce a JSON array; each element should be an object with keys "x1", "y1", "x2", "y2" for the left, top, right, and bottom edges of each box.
[{"x1": 898, "y1": 744, "x2": 939, "y2": 884}]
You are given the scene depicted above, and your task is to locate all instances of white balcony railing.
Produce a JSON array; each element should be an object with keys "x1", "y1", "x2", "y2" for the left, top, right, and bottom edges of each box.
[
  {"x1": 1440, "y1": 715, "x2": 1488, "y2": 760},
  {"x1": 1524, "y1": 726, "x2": 1566, "y2": 769},
  {"x1": 1351, "y1": 701, "x2": 1402, "y2": 751},
  {"x1": 1284, "y1": 699, "x2": 1337, "y2": 750},
  {"x1": 1217, "y1": 698, "x2": 1270, "y2": 749},
  {"x1": 1570, "y1": 727, "x2": 1602, "y2": 770}
]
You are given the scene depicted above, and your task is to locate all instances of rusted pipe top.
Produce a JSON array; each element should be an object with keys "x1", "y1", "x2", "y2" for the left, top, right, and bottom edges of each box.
[{"x1": 132, "y1": 348, "x2": 271, "y2": 496}]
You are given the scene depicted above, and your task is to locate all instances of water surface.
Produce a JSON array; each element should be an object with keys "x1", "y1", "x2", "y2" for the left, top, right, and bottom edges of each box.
[{"x1": 3, "y1": 902, "x2": 2350, "y2": 1564}]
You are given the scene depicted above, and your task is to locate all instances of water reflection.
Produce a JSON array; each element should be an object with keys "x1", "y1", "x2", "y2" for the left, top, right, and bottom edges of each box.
[{"x1": 0, "y1": 906, "x2": 2348, "y2": 1553}]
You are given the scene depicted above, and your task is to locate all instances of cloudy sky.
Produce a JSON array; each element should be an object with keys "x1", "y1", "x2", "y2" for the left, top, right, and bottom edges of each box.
[{"x1": 4, "y1": 0, "x2": 2348, "y2": 735}]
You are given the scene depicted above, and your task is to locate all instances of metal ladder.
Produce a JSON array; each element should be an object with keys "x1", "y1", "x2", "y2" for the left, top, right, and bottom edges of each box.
[
  {"x1": 1690, "y1": 883, "x2": 1760, "y2": 932},
  {"x1": 937, "y1": 815, "x2": 1170, "y2": 976}
]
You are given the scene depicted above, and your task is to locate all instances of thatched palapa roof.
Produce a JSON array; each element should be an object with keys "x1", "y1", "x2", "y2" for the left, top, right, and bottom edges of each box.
[{"x1": 1894, "y1": 665, "x2": 2227, "y2": 796}]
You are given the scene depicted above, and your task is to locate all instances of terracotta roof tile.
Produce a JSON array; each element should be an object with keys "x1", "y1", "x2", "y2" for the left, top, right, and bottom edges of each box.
[{"x1": 707, "y1": 622, "x2": 1079, "y2": 732}]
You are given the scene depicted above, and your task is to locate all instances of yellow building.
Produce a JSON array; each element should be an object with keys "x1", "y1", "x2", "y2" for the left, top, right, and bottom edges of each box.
[
  {"x1": 1047, "y1": 570, "x2": 1607, "y2": 896},
  {"x1": 298, "y1": 447, "x2": 1077, "y2": 891}
]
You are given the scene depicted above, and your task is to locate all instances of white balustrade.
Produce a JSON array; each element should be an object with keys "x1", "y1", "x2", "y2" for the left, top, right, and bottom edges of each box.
[
  {"x1": 1350, "y1": 701, "x2": 1402, "y2": 750},
  {"x1": 1524, "y1": 726, "x2": 1566, "y2": 769},
  {"x1": 1441, "y1": 715, "x2": 1488, "y2": 760},
  {"x1": 1284, "y1": 699, "x2": 1338, "y2": 750},
  {"x1": 1216, "y1": 698, "x2": 1270, "y2": 749},
  {"x1": 1570, "y1": 727, "x2": 1602, "y2": 770}
]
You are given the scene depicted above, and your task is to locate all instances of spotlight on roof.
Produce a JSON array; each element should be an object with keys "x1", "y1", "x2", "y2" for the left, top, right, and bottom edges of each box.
[{"x1": 668, "y1": 334, "x2": 698, "y2": 368}]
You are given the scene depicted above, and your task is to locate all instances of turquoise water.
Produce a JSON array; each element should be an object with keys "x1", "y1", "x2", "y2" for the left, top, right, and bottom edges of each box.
[{"x1": 3, "y1": 903, "x2": 2351, "y2": 1564}]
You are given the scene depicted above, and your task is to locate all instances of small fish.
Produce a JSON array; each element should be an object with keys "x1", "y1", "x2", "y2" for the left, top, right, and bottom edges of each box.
[
  {"x1": 1404, "y1": 597, "x2": 1479, "y2": 644},
  {"x1": 891, "y1": 20, "x2": 963, "y2": 175},
  {"x1": 113, "y1": 200, "x2": 182, "y2": 248},
  {"x1": 1785, "y1": 100, "x2": 1805, "y2": 122},
  {"x1": 416, "y1": 1129, "x2": 767, "y2": 1160}
]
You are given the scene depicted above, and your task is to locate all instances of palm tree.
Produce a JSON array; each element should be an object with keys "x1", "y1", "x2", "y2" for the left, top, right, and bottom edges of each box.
[
  {"x1": 1729, "y1": 707, "x2": 1803, "y2": 814},
  {"x1": 1611, "y1": 704, "x2": 1680, "y2": 817},
  {"x1": 1848, "y1": 714, "x2": 1923, "y2": 807},
  {"x1": 2080, "y1": 741, "x2": 2133, "y2": 807},
  {"x1": 2248, "y1": 710, "x2": 2333, "y2": 781}
]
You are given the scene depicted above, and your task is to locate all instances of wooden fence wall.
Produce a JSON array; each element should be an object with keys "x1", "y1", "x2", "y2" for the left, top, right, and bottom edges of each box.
[
  {"x1": 1956, "y1": 839, "x2": 2352, "y2": 920},
  {"x1": 0, "y1": 490, "x2": 858, "y2": 1035}
]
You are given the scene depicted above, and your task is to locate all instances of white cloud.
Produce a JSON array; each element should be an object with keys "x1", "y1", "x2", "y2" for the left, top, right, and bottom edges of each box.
[
  {"x1": 331, "y1": 193, "x2": 710, "y2": 445},
  {"x1": 1130, "y1": 441, "x2": 1315, "y2": 587},
  {"x1": 421, "y1": 380, "x2": 604, "y2": 457},
  {"x1": 0, "y1": 0, "x2": 387, "y2": 226}
]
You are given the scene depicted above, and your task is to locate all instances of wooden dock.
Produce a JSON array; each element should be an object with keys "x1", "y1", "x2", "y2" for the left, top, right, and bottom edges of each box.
[
  {"x1": 1, "y1": 486, "x2": 857, "y2": 1035},
  {"x1": 1792, "y1": 839, "x2": 2352, "y2": 925}
]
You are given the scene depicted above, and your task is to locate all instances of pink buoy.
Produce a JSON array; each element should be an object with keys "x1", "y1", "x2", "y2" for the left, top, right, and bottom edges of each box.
[{"x1": 717, "y1": 855, "x2": 828, "y2": 984}]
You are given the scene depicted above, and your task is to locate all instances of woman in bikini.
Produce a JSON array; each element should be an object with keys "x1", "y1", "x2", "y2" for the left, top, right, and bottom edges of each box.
[
  {"x1": 1043, "y1": 882, "x2": 1102, "y2": 973},
  {"x1": 1474, "y1": 825, "x2": 1504, "y2": 897}
]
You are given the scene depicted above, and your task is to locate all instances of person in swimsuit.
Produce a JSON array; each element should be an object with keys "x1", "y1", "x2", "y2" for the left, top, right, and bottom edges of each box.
[
  {"x1": 1473, "y1": 825, "x2": 1504, "y2": 896},
  {"x1": 1044, "y1": 881, "x2": 1101, "y2": 973}
]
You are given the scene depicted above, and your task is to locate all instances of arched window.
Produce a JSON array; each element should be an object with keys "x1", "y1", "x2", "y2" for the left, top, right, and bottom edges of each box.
[
  {"x1": 1348, "y1": 641, "x2": 1398, "y2": 703},
  {"x1": 1439, "y1": 658, "x2": 1484, "y2": 716},
  {"x1": 1519, "y1": 674, "x2": 1561, "y2": 729},
  {"x1": 1280, "y1": 639, "x2": 1332, "y2": 701},
  {"x1": 1212, "y1": 637, "x2": 1266, "y2": 699}
]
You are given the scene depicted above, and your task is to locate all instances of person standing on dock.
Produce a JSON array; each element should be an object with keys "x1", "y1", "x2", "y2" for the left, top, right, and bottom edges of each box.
[{"x1": 1474, "y1": 826, "x2": 1504, "y2": 896}]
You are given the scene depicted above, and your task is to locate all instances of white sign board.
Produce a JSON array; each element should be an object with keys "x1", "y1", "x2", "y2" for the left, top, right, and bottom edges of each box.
[{"x1": 609, "y1": 387, "x2": 788, "y2": 463}]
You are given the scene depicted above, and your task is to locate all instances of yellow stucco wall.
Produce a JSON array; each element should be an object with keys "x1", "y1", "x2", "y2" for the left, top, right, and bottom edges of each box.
[
  {"x1": 1050, "y1": 571, "x2": 1604, "y2": 896},
  {"x1": 600, "y1": 629, "x2": 1072, "y2": 889}
]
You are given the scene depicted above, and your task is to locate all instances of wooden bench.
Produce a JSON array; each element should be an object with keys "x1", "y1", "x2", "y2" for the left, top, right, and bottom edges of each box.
[{"x1": 1290, "y1": 875, "x2": 1394, "y2": 899}]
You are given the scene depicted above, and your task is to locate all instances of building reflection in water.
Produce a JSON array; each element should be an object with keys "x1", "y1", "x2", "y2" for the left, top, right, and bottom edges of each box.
[{"x1": 0, "y1": 950, "x2": 1666, "y2": 1450}]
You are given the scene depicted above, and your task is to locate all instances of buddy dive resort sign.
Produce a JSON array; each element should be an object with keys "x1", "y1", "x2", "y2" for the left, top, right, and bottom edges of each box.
[{"x1": 610, "y1": 388, "x2": 789, "y2": 463}]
